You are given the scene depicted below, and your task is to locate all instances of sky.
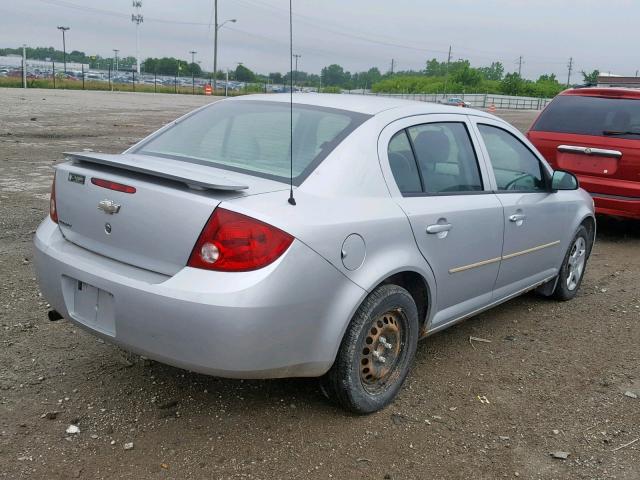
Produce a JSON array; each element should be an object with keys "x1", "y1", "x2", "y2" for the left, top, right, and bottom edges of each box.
[{"x1": 1, "y1": 0, "x2": 637, "y2": 80}]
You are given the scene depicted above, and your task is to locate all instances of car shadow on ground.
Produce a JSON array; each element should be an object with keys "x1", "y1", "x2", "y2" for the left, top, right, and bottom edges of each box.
[
  {"x1": 594, "y1": 215, "x2": 640, "y2": 241},
  {"x1": 87, "y1": 214, "x2": 640, "y2": 417},
  {"x1": 101, "y1": 295, "x2": 545, "y2": 418}
]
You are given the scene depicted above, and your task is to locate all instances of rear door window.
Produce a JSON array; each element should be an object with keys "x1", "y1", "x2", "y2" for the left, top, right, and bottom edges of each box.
[
  {"x1": 388, "y1": 130, "x2": 422, "y2": 194},
  {"x1": 532, "y1": 95, "x2": 640, "y2": 140},
  {"x1": 407, "y1": 122, "x2": 483, "y2": 194}
]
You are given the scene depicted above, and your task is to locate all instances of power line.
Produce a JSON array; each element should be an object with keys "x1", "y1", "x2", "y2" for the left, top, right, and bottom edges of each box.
[
  {"x1": 32, "y1": 0, "x2": 576, "y2": 71},
  {"x1": 233, "y1": 0, "x2": 571, "y2": 64}
]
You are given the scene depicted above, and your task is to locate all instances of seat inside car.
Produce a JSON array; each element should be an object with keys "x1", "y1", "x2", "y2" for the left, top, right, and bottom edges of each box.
[
  {"x1": 413, "y1": 129, "x2": 459, "y2": 192},
  {"x1": 389, "y1": 152, "x2": 421, "y2": 192}
]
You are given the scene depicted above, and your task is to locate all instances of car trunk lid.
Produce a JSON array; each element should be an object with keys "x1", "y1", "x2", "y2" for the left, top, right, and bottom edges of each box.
[{"x1": 54, "y1": 152, "x2": 287, "y2": 275}]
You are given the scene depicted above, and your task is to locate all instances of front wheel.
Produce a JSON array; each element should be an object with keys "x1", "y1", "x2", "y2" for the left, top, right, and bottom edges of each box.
[
  {"x1": 320, "y1": 284, "x2": 419, "y2": 414},
  {"x1": 553, "y1": 225, "x2": 590, "y2": 301}
]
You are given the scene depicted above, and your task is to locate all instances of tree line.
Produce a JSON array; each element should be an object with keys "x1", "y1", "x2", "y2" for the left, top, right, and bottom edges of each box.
[
  {"x1": 0, "y1": 47, "x2": 137, "y2": 70},
  {"x1": 2, "y1": 45, "x2": 601, "y2": 97},
  {"x1": 371, "y1": 59, "x2": 600, "y2": 98}
]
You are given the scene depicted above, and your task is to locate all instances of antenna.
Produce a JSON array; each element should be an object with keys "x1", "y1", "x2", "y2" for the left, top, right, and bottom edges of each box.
[{"x1": 287, "y1": 0, "x2": 296, "y2": 206}]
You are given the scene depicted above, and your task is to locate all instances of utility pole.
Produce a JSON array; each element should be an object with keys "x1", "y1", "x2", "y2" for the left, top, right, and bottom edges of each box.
[
  {"x1": 131, "y1": 1, "x2": 143, "y2": 75},
  {"x1": 213, "y1": 0, "x2": 218, "y2": 91},
  {"x1": 292, "y1": 53, "x2": 301, "y2": 91},
  {"x1": 390, "y1": 58, "x2": 395, "y2": 74},
  {"x1": 22, "y1": 44, "x2": 27, "y2": 88},
  {"x1": 517, "y1": 56, "x2": 523, "y2": 77},
  {"x1": 566, "y1": 57, "x2": 573, "y2": 87},
  {"x1": 190, "y1": 50, "x2": 197, "y2": 94},
  {"x1": 443, "y1": 45, "x2": 452, "y2": 98},
  {"x1": 113, "y1": 49, "x2": 119, "y2": 72},
  {"x1": 57, "y1": 26, "x2": 70, "y2": 74},
  {"x1": 212, "y1": 1, "x2": 237, "y2": 92}
]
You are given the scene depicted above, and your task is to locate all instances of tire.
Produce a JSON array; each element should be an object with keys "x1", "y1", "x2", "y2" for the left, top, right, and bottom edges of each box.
[
  {"x1": 320, "y1": 284, "x2": 419, "y2": 414},
  {"x1": 553, "y1": 225, "x2": 590, "y2": 301}
]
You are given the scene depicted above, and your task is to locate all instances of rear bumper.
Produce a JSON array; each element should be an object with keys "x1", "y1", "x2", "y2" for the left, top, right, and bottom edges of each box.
[
  {"x1": 591, "y1": 193, "x2": 640, "y2": 219},
  {"x1": 34, "y1": 218, "x2": 365, "y2": 378},
  {"x1": 577, "y1": 175, "x2": 640, "y2": 219}
]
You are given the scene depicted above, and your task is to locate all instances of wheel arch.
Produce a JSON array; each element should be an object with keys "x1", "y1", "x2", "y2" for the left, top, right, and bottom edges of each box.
[
  {"x1": 580, "y1": 215, "x2": 596, "y2": 257},
  {"x1": 375, "y1": 270, "x2": 432, "y2": 335}
]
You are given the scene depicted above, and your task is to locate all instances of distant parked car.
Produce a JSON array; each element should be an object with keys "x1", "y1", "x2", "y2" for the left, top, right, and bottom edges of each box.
[
  {"x1": 442, "y1": 97, "x2": 472, "y2": 108},
  {"x1": 528, "y1": 88, "x2": 640, "y2": 219},
  {"x1": 35, "y1": 94, "x2": 594, "y2": 413}
]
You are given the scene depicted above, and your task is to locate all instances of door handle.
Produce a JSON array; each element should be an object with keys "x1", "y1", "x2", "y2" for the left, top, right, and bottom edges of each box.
[
  {"x1": 426, "y1": 223, "x2": 453, "y2": 234},
  {"x1": 509, "y1": 213, "x2": 526, "y2": 222}
]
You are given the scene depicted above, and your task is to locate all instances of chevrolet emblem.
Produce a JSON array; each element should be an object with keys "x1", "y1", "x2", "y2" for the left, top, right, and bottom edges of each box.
[{"x1": 97, "y1": 199, "x2": 121, "y2": 215}]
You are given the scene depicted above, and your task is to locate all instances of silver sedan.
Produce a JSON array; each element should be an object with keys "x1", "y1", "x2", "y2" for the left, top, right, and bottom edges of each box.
[{"x1": 34, "y1": 94, "x2": 595, "y2": 413}]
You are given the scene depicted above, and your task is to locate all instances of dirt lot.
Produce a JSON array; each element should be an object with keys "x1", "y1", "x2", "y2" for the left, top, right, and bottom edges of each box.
[{"x1": 1, "y1": 89, "x2": 639, "y2": 480}]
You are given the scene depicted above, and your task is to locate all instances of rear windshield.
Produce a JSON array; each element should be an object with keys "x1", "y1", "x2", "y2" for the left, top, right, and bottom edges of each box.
[
  {"x1": 134, "y1": 100, "x2": 370, "y2": 184},
  {"x1": 532, "y1": 95, "x2": 640, "y2": 139}
]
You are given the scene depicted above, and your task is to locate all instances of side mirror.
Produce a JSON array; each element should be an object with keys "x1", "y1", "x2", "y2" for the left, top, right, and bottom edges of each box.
[{"x1": 551, "y1": 170, "x2": 579, "y2": 191}]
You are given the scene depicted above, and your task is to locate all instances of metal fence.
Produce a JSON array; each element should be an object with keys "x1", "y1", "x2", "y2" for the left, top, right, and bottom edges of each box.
[
  {"x1": 1, "y1": 58, "x2": 291, "y2": 95},
  {"x1": 360, "y1": 92, "x2": 552, "y2": 110}
]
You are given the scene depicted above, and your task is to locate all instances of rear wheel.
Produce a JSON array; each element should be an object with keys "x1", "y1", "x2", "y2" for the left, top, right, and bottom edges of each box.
[
  {"x1": 320, "y1": 284, "x2": 419, "y2": 414},
  {"x1": 553, "y1": 225, "x2": 589, "y2": 301}
]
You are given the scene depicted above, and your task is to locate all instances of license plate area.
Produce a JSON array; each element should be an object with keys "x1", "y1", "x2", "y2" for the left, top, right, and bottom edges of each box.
[
  {"x1": 557, "y1": 153, "x2": 618, "y2": 175},
  {"x1": 62, "y1": 277, "x2": 116, "y2": 336}
]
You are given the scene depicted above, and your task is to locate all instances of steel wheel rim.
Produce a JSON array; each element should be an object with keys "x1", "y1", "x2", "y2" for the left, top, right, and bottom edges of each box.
[
  {"x1": 566, "y1": 236, "x2": 586, "y2": 291},
  {"x1": 359, "y1": 309, "x2": 407, "y2": 395}
]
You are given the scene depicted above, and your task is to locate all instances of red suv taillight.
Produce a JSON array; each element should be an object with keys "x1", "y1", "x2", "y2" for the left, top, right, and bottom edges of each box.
[
  {"x1": 50, "y1": 172, "x2": 58, "y2": 223},
  {"x1": 187, "y1": 208, "x2": 294, "y2": 272}
]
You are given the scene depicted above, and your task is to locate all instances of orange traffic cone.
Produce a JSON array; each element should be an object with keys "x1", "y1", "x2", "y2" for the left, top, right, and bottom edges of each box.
[
  {"x1": 204, "y1": 84, "x2": 212, "y2": 96},
  {"x1": 488, "y1": 104, "x2": 496, "y2": 113}
]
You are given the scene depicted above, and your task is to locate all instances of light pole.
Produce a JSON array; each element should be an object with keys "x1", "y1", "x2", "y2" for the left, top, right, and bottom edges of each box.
[
  {"x1": 57, "y1": 26, "x2": 70, "y2": 74},
  {"x1": 212, "y1": 0, "x2": 236, "y2": 92},
  {"x1": 292, "y1": 53, "x2": 301, "y2": 92},
  {"x1": 22, "y1": 44, "x2": 27, "y2": 89},
  {"x1": 189, "y1": 50, "x2": 197, "y2": 94},
  {"x1": 113, "y1": 49, "x2": 119, "y2": 72},
  {"x1": 131, "y1": 1, "x2": 143, "y2": 75}
]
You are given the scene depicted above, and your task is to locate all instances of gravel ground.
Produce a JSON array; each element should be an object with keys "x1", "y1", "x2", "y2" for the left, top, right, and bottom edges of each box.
[{"x1": 1, "y1": 89, "x2": 639, "y2": 480}]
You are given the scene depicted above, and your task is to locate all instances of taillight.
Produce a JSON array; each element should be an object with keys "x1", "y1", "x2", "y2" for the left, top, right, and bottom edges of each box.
[
  {"x1": 91, "y1": 177, "x2": 136, "y2": 194},
  {"x1": 188, "y1": 208, "x2": 294, "y2": 272},
  {"x1": 50, "y1": 172, "x2": 58, "y2": 223}
]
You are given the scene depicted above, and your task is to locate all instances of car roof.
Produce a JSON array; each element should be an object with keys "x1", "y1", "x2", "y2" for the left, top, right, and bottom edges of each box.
[
  {"x1": 560, "y1": 87, "x2": 640, "y2": 100},
  {"x1": 229, "y1": 93, "x2": 493, "y2": 117}
]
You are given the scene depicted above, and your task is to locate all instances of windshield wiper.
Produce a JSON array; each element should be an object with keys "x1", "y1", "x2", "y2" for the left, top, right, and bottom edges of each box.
[{"x1": 602, "y1": 130, "x2": 640, "y2": 136}]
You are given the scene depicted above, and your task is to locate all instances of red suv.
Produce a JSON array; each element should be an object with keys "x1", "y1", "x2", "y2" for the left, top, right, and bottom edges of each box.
[{"x1": 527, "y1": 88, "x2": 640, "y2": 219}]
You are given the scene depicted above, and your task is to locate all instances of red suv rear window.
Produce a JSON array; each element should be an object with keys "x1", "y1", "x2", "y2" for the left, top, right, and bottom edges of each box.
[{"x1": 532, "y1": 95, "x2": 640, "y2": 140}]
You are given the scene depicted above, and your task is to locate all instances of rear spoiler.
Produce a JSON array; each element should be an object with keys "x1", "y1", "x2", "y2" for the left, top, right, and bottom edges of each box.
[{"x1": 63, "y1": 152, "x2": 249, "y2": 191}]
